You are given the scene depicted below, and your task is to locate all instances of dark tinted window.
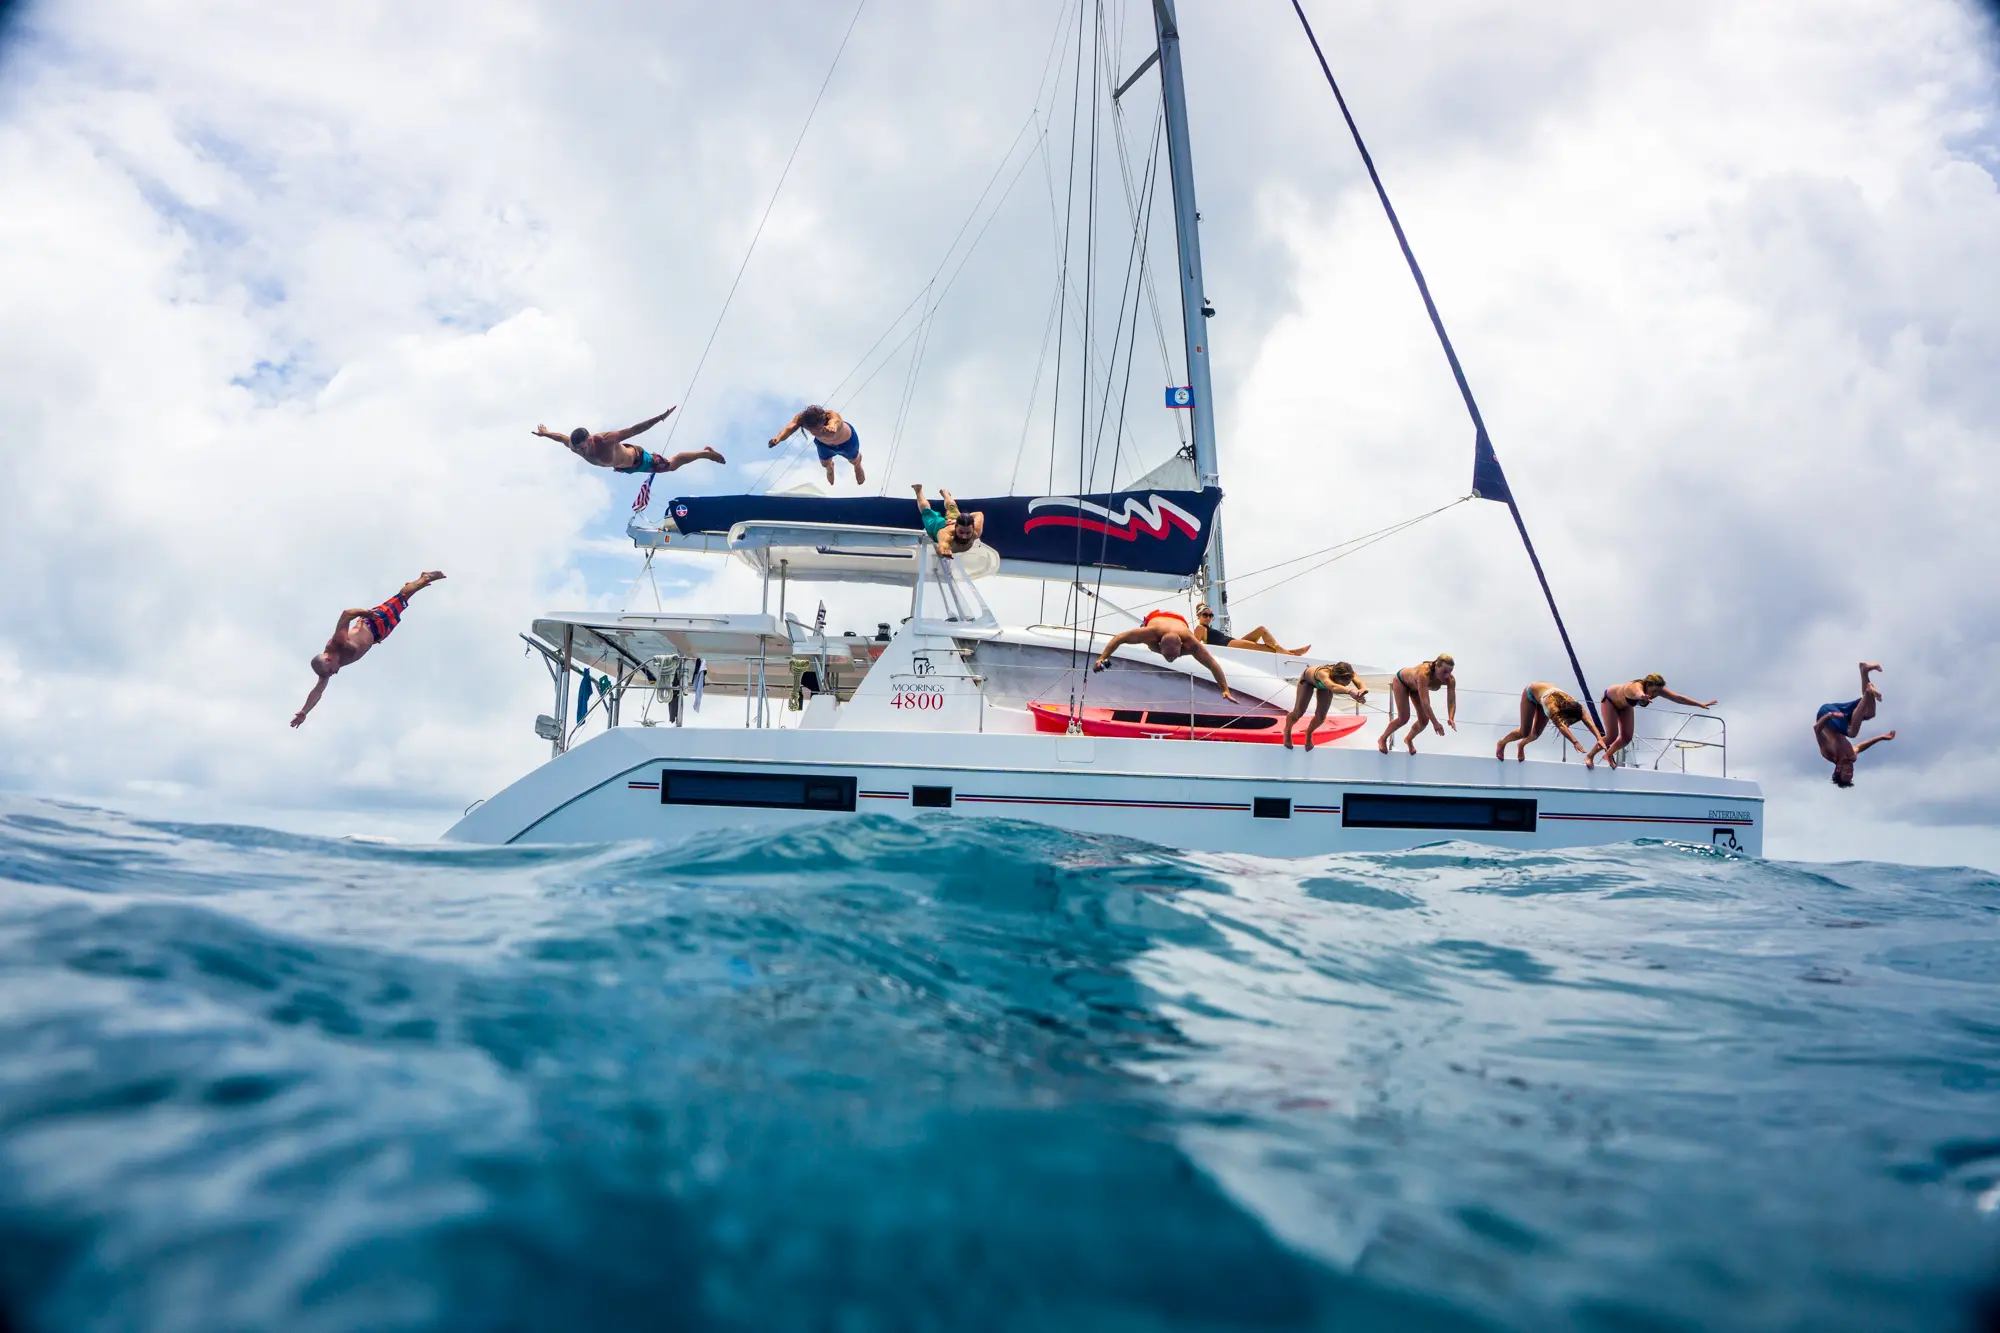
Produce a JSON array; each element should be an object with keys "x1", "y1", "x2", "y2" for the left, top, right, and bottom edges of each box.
[
  {"x1": 661, "y1": 771, "x2": 857, "y2": 812},
  {"x1": 1342, "y1": 794, "x2": 1536, "y2": 832}
]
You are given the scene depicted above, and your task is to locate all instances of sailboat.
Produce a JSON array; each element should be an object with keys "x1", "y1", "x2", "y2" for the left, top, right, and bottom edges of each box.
[{"x1": 447, "y1": 1, "x2": 1763, "y2": 855}]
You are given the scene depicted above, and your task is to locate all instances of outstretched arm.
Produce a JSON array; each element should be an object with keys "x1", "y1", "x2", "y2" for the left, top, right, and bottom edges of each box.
[
  {"x1": 1188, "y1": 643, "x2": 1235, "y2": 701},
  {"x1": 1444, "y1": 679, "x2": 1458, "y2": 730},
  {"x1": 532, "y1": 425, "x2": 571, "y2": 444},
  {"x1": 605, "y1": 408, "x2": 675, "y2": 444},
  {"x1": 1856, "y1": 731, "x2": 1896, "y2": 755},
  {"x1": 1660, "y1": 688, "x2": 1716, "y2": 709},
  {"x1": 769, "y1": 413, "x2": 804, "y2": 446},
  {"x1": 1093, "y1": 628, "x2": 1144, "y2": 668},
  {"x1": 291, "y1": 677, "x2": 328, "y2": 729}
]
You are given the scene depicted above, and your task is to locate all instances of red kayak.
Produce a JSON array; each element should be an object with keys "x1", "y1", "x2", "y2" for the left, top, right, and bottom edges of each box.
[{"x1": 1028, "y1": 702, "x2": 1368, "y2": 746}]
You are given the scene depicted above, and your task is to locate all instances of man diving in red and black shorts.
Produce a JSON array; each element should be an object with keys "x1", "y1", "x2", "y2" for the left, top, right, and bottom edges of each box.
[{"x1": 291, "y1": 572, "x2": 445, "y2": 728}]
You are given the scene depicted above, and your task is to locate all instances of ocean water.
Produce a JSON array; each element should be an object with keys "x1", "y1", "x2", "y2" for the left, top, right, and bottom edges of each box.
[{"x1": 0, "y1": 797, "x2": 1996, "y2": 1332}]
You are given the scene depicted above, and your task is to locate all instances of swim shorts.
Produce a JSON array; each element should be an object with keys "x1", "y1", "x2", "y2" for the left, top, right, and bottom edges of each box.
[
  {"x1": 362, "y1": 593, "x2": 409, "y2": 643},
  {"x1": 920, "y1": 506, "x2": 949, "y2": 538},
  {"x1": 616, "y1": 449, "x2": 656, "y2": 474},
  {"x1": 815, "y1": 426, "x2": 861, "y2": 463},
  {"x1": 1816, "y1": 699, "x2": 1859, "y2": 735}
]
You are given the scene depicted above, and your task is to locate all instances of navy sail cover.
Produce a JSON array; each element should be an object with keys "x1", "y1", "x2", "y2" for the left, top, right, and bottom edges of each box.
[{"x1": 664, "y1": 487, "x2": 1222, "y2": 579}]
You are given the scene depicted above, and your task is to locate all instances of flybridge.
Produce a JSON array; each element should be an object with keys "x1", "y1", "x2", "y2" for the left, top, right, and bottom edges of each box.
[{"x1": 637, "y1": 486, "x2": 1223, "y2": 587}]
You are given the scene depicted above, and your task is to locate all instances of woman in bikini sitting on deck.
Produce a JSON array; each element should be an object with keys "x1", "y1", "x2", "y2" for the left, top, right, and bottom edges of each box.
[
  {"x1": 1584, "y1": 673, "x2": 1716, "y2": 769},
  {"x1": 1378, "y1": 654, "x2": 1456, "y2": 754},
  {"x1": 1282, "y1": 662, "x2": 1366, "y2": 751},
  {"x1": 1496, "y1": 682, "x2": 1606, "y2": 766}
]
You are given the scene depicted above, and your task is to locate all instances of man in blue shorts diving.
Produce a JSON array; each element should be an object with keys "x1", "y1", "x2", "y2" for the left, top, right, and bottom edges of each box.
[
  {"x1": 769, "y1": 405, "x2": 863, "y2": 486},
  {"x1": 1814, "y1": 661, "x2": 1895, "y2": 788},
  {"x1": 291, "y1": 572, "x2": 445, "y2": 728},
  {"x1": 532, "y1": 407, "x2": 725, "y2": 474}
]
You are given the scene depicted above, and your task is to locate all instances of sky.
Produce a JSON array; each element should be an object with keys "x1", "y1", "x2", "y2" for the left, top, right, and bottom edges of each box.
[{"x1": 1, "y1": 0, "x2": 1997, "y2": 863}]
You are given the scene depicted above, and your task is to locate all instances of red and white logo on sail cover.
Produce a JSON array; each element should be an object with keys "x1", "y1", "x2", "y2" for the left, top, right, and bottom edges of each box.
[{"x1": 1022, "y1": 494, "x2": 1202, "y2": 542}]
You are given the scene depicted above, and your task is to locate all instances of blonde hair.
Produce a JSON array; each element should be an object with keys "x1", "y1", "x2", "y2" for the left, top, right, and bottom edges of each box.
[
  {"x1": 1432, "y1": 654, "x2": 1455, "y2": 671},
  {"x1": 1642, "y1": 672, "x2": 1665, "y2": 690},
  {"x1": 1552, "y1": 695, "x2": 1584, "y2": 724}
]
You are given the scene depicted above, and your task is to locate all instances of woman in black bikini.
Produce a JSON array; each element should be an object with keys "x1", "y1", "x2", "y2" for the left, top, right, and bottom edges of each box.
[
  {"x1": 1194, "y1": 604, "x2": 1309, "y2": 656},
  {"x1": 1584, "y1": 673, "x2": 1716, "y2": 769},
  {"x1": 1496, "y1": 681, "x2": 1605, "y2": 765},
  {"x1": 1378, "y1": 655, "x2": 1456, "y2": 754},
  {"x1": 1282, "y1": 662, "x2": 1366, "y2": 750}
]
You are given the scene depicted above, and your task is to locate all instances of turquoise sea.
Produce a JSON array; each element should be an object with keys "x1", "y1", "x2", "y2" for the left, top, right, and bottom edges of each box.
[{"x1": 0, "y1": 795, "x2": 1995, "y2": 1331}]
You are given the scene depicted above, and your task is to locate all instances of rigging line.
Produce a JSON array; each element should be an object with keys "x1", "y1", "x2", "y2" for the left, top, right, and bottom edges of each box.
[
  {"x1": 1230, "y1": 496, "x2": 1475, "y2": 606},
  {"x1": 1083, "y1": 108, "x2": 1164, "y2": 493},
  {"x1": 818, "y1": 110, "x2": 1042, "y2": 408},
  {"x1": 1288, "y1": 0, "x2": 1600, "y2": 731},
  {"x1": 1102, "y1": 32, "x2": 1184, "y2": 450},
  {"x1": 652, "y1": 0, "x2": 870, "y2": 461},
  {"x1": 1007, "y1": 284, "x2": 1065, "y2": 493},
  {"x1": 753, "y1": 114, "x2": 1049, "y2": 495},
  {"x1": 1226, "y1": 493, "x2": 1472, "y2": 582},
  {"x1": 1042, "y1": 0, "x2": 1088, "y2": 629},
  {"x1": 1084, "y1": 130, "x2": 1164, "y2": 661},
  {"x1": 1070, "y1": 0, "x2": 1106, "y2": 705}
]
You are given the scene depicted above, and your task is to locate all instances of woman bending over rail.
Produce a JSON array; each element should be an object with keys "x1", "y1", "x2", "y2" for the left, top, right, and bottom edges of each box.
[
  {"x1": 1496, "y1": 682, "x2": 1606, "y2": 766},
  {"x1": 1378, "y1": 655, "x2": 1456, "y2": 755}
]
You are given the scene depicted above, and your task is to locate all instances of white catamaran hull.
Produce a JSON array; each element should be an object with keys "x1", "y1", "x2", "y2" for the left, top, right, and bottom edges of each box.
[{"x1": 445, "y1": 725, "x2": 1764, "y2": 856}]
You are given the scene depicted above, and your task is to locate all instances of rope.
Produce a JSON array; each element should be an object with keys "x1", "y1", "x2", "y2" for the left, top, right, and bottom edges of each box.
[
  {"x1": 1230, "y1": 495, "x2": 1474, "y2": 606},
  {"x1": 1288, "y1": 0, "x2": 1601, "y2": 730},
  {"x1": 634, "y1": 0, "x2": 869, "y2": 510}
]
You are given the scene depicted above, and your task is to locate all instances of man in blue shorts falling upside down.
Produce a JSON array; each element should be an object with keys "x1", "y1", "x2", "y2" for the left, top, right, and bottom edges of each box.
[
  {"x1": 292, "y1": 572, "x2": 445, "y2": 728},
  {"x1": 770, "y1": 405, "x2": 863, "y2": 486},
  {"x1": 1815, "y1": 661, "x2": 1895, "y2": 788},
  {"x1": 533, "y1": 407, "x2": 725, "y2": 474}
]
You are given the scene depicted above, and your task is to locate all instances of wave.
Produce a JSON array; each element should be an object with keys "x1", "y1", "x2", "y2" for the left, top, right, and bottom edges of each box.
[{"x1": 0, "y1": 796, "x2": 1995, "y2": 1331}]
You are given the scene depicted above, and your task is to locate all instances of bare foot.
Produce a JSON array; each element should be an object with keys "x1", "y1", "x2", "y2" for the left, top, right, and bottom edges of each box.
[
  {"x1": 1377, "y1": 733, "x2": 1392, "y2": 754},
  {"x1": 1862, "y1": 662, "x2": 1883, "y2": 674},
  {"x1": 911, "y1": 483, "x2": 924, "y2": 497},
  {"x1": 853, "y1": 462, "x2": 867, "y2": 484},
  {"x1": 1282, "y1": 733, "x2": 1294, "y2": 750},
  {"x1": 421, "y1": 571, "x2": 446, "y2": 585},
  {"x1": 702, "y1": 448, "x2": 726, "y2": 464},
  {"x1": 1405, "y1": 738, "x2": 1419, "y2": 755},
  {"x1": 1304, "y1": 736, "x2": 1316, "y2": 751},
  {"x1": 1494, "y1": 741, "x2": 1507, "y2": 759},
  {"x1": 1286, "y1": 644, "x2": 1312, "y2": 656}
]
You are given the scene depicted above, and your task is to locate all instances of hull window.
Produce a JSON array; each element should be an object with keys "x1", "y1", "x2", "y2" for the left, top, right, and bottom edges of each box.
[
  {"x1": 1342, "y1": 793, "x2": 1536, "y2": 832},
  {"x1": 660, "y1": 770, "x2": 858, "y2": 812},
  {"x1": 1252, "y1": 797, "x2": 1292, "y2": 820},
  {"x1": 911, "y1": 785, "x2": 954, "y2": 808}
]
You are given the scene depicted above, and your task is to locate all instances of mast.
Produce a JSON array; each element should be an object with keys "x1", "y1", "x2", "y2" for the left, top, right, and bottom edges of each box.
[{"x1": 1151, "y1": 0, "x2": 1231, "y2": 625}]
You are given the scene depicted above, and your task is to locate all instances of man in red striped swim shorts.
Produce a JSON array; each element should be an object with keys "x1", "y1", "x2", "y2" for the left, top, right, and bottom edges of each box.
[{"x1": 291, "y1": 571, "x2": 445, "y2": 728}]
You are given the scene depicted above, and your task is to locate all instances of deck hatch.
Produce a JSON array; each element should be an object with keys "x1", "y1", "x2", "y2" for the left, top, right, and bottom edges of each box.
[
  {"x1": 1342, "y1": 793, "x2": 1536, "y2": 832},
  {"x1": 659, "y1": 770, "x2": 857, "y2": 812}
]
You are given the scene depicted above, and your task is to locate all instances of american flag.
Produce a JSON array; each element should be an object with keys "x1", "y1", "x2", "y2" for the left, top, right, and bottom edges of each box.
[{"x1": 630, "y1": 476, "x2": 652, "y2": 513}]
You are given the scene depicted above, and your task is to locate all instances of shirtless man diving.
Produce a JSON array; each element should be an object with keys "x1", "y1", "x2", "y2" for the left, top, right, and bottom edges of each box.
[
  {"x1": 1092, "y1": 609, "x2": 1235, "y2": 701},
  {"x1": 770, "y1": 405, "x2": 863, "y2": 486},
  {"x1": 292, "y1": 572, "x2": 445, "y2": 728},
  {"x1": 533, "y1": 408, "x2": 725, "y2": 474},
  {"x1": 1815, "y1": 662, "x2": 1895, "y2": 788}
]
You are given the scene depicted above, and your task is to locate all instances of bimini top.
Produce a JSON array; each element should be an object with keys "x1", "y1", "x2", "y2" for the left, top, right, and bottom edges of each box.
[{"x1": 635, "y1": 486, "x2": 1222, "y2": 589}]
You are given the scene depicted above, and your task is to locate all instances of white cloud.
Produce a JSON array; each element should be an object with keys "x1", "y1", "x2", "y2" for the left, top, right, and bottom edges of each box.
[{"x1": 0, "y1": 0, "x2": 1995, "y2": 860}]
